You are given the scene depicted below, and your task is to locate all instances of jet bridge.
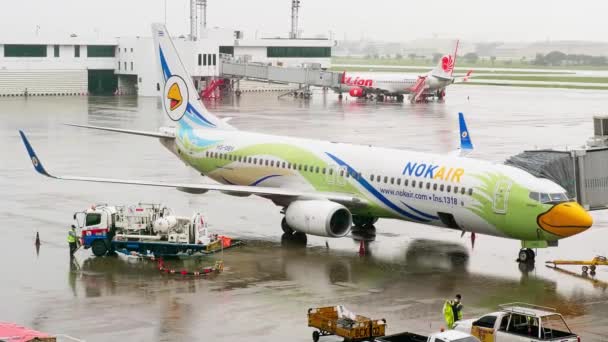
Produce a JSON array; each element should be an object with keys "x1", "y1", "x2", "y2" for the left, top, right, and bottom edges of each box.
[
  {"x1": 506, "y1": 116, "x2": 608, "y2": 210},
  {"x1": 219, "y1": 57, "x2": 342, "y2": 98}
]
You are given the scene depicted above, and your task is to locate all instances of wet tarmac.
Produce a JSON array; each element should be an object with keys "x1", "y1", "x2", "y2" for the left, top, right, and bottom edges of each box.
[{"x1": 2, "y1": 85, "x2": 608, "y2": 341}]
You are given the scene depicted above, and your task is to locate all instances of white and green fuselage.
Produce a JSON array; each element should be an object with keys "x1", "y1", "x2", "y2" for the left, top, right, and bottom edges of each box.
[{"x1": 167, "y1": 117, "x2": 582, "y2": 244}]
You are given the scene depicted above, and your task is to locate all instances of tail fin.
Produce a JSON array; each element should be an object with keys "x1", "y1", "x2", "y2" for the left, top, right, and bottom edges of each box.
[
  {"x1": 151, "y1": 23, "x2": 233, "y2": 130},
  {"x1": 458, "y1": 112, "x2": 473, "y2": 153},
  {"x1": 431, "y1": 40, "x2": 459, "y2": 79}
]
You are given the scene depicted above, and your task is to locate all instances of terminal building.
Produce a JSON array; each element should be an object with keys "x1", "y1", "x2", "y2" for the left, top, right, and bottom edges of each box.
[
  {"x1": 0, "y1": 1, "x2": 333, "y2": 97},
  {"x1": 0, "y1": 29, "x2": 332, "y2": 97}
]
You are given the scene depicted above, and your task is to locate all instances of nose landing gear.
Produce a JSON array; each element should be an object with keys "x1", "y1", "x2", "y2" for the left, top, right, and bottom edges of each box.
[{"x1": 517, "y1": 248, "x2": 536, "y2": 263}]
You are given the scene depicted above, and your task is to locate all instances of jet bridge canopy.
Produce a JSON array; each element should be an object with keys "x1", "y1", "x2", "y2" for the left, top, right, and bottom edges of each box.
[
  {"x1": 220, "y1": 59, "x2": 342, "y2": 88},
  {"x1": 506, "y1": 148, "x2": 608, "y2": 210}
]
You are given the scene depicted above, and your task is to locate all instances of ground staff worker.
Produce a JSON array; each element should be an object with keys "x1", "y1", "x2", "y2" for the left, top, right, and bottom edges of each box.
[
  {"x1": 68, "y1": 225, "x2": 78, "y2": 256},
  {"x1": 443, "y1": 294, "x2": 463, "y2": 329}
]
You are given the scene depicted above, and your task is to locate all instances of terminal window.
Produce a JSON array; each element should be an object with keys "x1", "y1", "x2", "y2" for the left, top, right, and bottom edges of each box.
[
  {"x1": 267, "y1": 46, "x2": 331, "y2": 58},
  {"x1": 87, "y1": 45, "x2": 115, "y2": 58},
  {"x1": 74, "y1": 45, "x2": 80, "y2": 57},
  {"x1": 219, "y1": 46, "x2": 234, "y2": 56},
  {"x1": 4, "y1": 45, "x2": 47, "y2": 57},
  {"x1": 53, "y1": 45, "x2": 60, "y2": 57}
]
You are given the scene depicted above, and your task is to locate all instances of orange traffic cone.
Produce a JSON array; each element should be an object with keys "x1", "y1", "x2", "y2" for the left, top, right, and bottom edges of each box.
[{"x1": 358, "y1": 240, "x2": 366, "y2": 256}]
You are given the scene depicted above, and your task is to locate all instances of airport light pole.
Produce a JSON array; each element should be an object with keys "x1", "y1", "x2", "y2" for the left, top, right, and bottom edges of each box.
[
  {"x1": 290, "y1": 0, "x2": 300, "y2": 39},
  {"x1": 197, "y1": 0, "x2": 207, "y2": 30},
  {"x1": 190, "y1": 0, "x2": 198, "y2": 41}
]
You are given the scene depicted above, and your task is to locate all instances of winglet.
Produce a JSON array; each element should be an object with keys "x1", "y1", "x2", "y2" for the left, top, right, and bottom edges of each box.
[
  {"x1": 19, "y1": 130, "x2": 53, "y2": 177},
  {"x1": 458, "y1": 112, "x2": 474, "y2": 154}
]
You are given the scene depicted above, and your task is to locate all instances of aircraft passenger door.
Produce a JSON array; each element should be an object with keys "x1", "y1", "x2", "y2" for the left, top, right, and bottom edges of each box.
[
  {"x1": 325, "y1": 166, "x2": 336, "y2": 185},
  {"x1": 337, "y1": 166, "x2": 347, "y2": 186},
  {"x1": 493, "y1": 180, "x2": 512, "y2": 214}
]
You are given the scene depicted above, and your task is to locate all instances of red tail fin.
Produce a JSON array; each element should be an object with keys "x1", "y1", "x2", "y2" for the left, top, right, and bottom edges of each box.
[{"x1": 451, "y1": 40, "x2": 459, "y2": 77}]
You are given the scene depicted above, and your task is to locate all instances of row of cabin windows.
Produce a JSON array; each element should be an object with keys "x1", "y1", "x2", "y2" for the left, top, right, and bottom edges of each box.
[
  {"x1": 205, "y1": 151, "x2": 473, "y2": 195},
  {"x1": 370, "y1": 174, "x2": 473, "y2": 196},
  {"x1": 379, "y1": 80, "x2": 415, "y2": 84},
  {"x1": 205, "y1": 151, "x2": 358, "y2": 177}
]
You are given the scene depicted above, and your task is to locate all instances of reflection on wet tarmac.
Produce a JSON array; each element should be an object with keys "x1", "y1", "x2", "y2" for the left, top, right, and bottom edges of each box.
[{"x1": 3, "y1": 87, "x2": 608, "y2": 340}]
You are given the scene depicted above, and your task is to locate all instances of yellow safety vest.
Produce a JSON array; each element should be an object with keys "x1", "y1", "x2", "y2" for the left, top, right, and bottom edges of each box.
[
  {"x1": 443, "y1": 300, "x2": 463, "y2": 329},
  {"x1": 67, "y1": 230, "x2": 77, "y2": 243}
]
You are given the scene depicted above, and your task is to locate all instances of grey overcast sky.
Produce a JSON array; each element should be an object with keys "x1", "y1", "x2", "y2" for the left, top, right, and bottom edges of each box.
[{"x1": 0, "y1": 0, "x2": 605, "y2": 42}]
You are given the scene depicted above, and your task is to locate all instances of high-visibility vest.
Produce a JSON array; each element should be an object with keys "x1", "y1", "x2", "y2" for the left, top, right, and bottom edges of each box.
[
  {"x1": 67, "y1": 230, "x2": 77, "y2": 243},
  {"x1": 443, "y1": 300, "x2": 463, "y2": 329},
  {"x1": 443, "y1": 301, "x2": 455, "y2": 329}
]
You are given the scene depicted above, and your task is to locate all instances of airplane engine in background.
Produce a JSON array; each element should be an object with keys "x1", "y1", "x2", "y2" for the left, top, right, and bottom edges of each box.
[
  {"x1": 283, "y1": 200, "x2": 352, "y2": 237},
  {"x1": 349, "y1": 87, "x2": 365, "y2": 97}
]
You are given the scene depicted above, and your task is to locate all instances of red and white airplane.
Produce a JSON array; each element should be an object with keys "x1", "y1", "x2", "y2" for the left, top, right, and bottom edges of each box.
[{"x1": 335, "y1": 41, "x2": 472, "y2": 103}]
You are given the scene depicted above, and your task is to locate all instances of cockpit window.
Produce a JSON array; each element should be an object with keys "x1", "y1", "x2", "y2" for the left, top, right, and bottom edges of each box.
[
  {"x1": 529, "y1": 192, "x2": 540, "y2": 201},
  {"x1": 549, "y1": 193, "x2": 569, "y2": 202},
  {"x1": 540, "y1": 193, "x2": 551, "y2": 203},
  {"x1": 530, "y1": 192, "x2": 569, "y2": 204}
]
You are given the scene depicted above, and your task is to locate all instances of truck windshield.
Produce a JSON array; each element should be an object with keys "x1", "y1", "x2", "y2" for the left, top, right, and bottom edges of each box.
[{"x1": 86, "y1": 213, "x2": 101, "y2": 226}]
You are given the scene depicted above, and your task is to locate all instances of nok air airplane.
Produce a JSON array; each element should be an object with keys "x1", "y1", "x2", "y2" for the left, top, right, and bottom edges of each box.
[{"x1": 19, "y1": 24, "x2": 592, "y2": 263}]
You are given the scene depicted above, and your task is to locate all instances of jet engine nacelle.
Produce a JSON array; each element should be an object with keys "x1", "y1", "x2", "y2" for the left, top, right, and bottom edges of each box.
[
  {"x1": 285, "y1": 200, "x2": 352, "y2": 237},
  {"x1": 349, "y1": 87, "x2": 365, "y2": 97}
]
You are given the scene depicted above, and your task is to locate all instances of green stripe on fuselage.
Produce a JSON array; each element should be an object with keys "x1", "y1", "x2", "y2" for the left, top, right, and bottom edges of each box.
[
  {"x1": 469, "y1": 173, "x2": 560, "y2": 241},
  {"x1": 179, "y1": 136, "x2": 395, "y2": 218}
]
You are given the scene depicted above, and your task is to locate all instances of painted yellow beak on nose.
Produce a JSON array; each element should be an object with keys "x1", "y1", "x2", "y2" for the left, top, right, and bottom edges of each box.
[
  {"x1": 538, "y1": 202, "x2": 593, "y2": 238},
  {"x1": 167, "y1": 83, "x2": 182, "y2": 110}
]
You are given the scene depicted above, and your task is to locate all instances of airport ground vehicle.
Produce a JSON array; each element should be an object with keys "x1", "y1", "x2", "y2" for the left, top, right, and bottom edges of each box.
[
  {"x1": 454, "y1": 303, "x2": 579, "y2": 342},
  {"x1": 308, "y1": 306, "x2": 386, "y2": 341},
  {"x1": 307, "y1": 306, "x2": 479, "y2": 342},
  {"x1": 546, "y1": 255, "x2": 607, "y2": 274},
  {"x1": 74, "y1": 203, "x2": 238, "y2": 257}
]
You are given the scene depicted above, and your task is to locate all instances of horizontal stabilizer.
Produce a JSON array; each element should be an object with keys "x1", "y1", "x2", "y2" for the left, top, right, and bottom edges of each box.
[{"x1": 65, "y1": 123, "x2": 175, "y2": 139}]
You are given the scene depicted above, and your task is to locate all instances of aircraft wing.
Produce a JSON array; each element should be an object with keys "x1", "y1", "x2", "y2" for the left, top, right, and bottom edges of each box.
[
  {"x1": 430, "y1": 70, "x2": 473, "y2": 83},
  {"x1": 19, "y1": 130, "x2": 367, "y2": 208}
]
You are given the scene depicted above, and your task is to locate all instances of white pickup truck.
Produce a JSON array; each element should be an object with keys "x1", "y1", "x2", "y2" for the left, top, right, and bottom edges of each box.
[{"x1": 454, "y1": 303, "x2": 579, "y2": 342}]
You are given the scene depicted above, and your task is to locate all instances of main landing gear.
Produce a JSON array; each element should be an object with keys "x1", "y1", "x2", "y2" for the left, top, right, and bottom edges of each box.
[
  {"x1": 282, "y1": 217, "x2": 295, "y2": 235},
  {"x1": 351, "y1": 216, "x2": 377, "y2": 237},
  {"x1": 280, "y1": 217, "x2": 307, "y2": 247},
  {"x1": 517, "y1": 248, "x2": 536, "y2": 263}
]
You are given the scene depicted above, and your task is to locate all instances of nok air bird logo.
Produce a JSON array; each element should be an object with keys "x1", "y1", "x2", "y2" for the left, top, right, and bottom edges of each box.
[{"x1": 163, "y1": 75, "x2": 188, "y2": 121}]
